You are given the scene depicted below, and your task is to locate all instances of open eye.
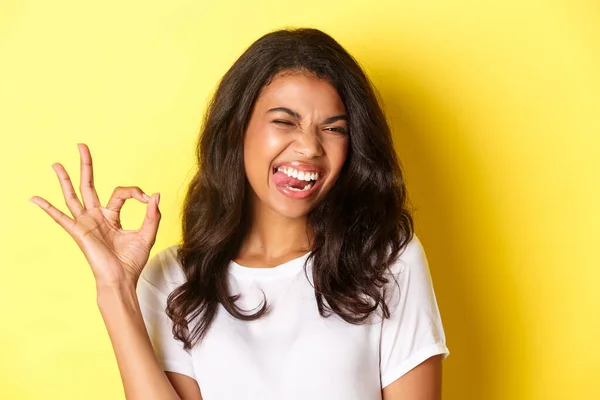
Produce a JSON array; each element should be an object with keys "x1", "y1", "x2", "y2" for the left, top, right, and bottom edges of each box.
[{"x1": 324, "y1": 126, "x2": 348, "y2": 134}]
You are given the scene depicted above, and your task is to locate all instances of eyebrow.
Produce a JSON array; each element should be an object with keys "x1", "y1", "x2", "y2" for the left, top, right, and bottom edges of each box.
[{"x1": 266, "y1": 107, "x2": 347, "y2": 124}]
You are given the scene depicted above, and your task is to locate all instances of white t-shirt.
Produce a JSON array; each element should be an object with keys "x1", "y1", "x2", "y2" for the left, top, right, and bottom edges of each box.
[{"x1": 136, "y1": 234, "x2": 449, "y2": 399}]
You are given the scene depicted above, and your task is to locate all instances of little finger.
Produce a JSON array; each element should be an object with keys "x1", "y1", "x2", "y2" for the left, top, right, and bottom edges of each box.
[{"x1": 29, "y1": 196, "x2": 77, "y2": 237}]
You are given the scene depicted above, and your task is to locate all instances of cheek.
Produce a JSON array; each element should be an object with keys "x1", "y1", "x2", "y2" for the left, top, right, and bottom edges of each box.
[
  {"x1": 247, "y1": 124, "x2": 286, "y2": 153},
  {"x1": 244, "y1": 127, "x2": 289, "y2": 176},
  {"x1": 326, "y1": 138, "x2": 350, "y2": 175}
]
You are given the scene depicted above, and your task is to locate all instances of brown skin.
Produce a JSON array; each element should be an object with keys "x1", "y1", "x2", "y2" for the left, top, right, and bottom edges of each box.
[
  {"x1": 30, "y1": 144, "x2": 184, "y2": 399},
  {"x1": 166, "y1": 73, "x2": 443, "y2": 399},
  {"x1": 235, "y1": 71, "x2": 349, "y2": 267},
  {"x1": 382, "y1": 355, "x2": 443, "y2": 399},
  {"x1": 234, "y1": 71, "x2": 444, "y2": 399},
  {"x1": 31, "y1": 73, "x2": 442, "y2": 399},
  {"x1": 169, "y1": 72, "x2": 353, "y2": 399}
]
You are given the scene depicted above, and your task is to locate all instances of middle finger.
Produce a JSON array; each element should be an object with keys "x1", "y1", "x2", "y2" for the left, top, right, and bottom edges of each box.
[{"x1": 78, "y1": 143, "x2": 102, "y2": 209}]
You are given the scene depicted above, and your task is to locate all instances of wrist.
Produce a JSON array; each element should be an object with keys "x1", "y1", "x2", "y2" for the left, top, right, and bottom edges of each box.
[
  {"x1": 95, "y1": 273, "x2": 139, "y2": 293},
  {"x1": 96, "y1": 280, "x2": 139, "y2": 312}
]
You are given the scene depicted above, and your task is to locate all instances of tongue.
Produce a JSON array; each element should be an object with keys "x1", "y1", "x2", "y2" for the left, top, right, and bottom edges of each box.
[{"x1": 273, "y1": 171, "x2": 307, "y2": 189}]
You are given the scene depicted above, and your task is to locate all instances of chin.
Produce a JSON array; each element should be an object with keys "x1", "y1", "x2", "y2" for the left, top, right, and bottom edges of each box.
[{"x1": 269, "y1": 203, "x2": 313, "y2": 220}]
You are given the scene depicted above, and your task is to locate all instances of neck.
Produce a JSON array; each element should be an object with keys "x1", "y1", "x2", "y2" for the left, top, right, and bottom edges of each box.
[{"x1": 238, "y1": 196, "x2": 312, "y2": 263}]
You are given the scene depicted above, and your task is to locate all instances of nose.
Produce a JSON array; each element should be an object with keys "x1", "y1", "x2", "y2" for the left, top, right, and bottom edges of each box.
[{"x1": 292, "y1": 129, "x2": 323, "y2": 158}]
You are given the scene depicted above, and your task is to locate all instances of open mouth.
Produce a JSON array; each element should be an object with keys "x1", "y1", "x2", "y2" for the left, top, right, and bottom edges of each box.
[{"x1": 272, "y1": 166, "x2": 320, "y2": 192}]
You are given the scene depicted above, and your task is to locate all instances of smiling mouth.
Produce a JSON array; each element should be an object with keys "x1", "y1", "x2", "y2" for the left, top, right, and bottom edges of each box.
[{"x1": 272, "y1": 166, "x2": 320, "y2": 192}]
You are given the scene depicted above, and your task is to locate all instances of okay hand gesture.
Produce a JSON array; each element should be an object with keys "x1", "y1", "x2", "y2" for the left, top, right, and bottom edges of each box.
[{"x1": 30, "y1": 143, "x2": 161, "y2": 290}]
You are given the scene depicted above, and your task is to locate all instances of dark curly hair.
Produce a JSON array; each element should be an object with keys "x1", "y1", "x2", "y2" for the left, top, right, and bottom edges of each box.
[{"x1": 166, "y1": 27, "x2": 414, "y2": 350}]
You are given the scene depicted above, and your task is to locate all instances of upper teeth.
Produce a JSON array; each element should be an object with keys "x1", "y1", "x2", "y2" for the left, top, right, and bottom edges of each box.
[{"x1": 277, "y1": 166, "x2": 319, "y2": 181}]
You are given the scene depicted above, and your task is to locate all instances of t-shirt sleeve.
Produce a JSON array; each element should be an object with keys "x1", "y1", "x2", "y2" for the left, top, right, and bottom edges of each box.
[
  {"x1": 379, "y1": 234, "x2": 450, "y2": 388},
  {"x1": 136, "y1": 245, "x2": 196, "y2": 380}
]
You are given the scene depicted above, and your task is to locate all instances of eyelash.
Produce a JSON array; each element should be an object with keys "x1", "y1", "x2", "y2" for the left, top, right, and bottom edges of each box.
[
  {"x1": 325, "y1": 127, "x2": 348, "y2": 134},
  {"x1": 272, "y1": 120, "x2": 347, "y2": 134},
  {"x1": 273, "y1": 120, "x2": 294, "y2": 126}
]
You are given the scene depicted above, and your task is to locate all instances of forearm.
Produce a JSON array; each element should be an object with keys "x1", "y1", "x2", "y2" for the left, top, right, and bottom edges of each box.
[{"x1": 97, "y1": 283, "x2": 181, "y2": 400}]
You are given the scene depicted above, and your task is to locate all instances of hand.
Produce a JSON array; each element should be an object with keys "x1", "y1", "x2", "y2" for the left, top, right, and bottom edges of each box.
[{"x1": 29, "y1": 143, "x2": 161, "y2": 290}]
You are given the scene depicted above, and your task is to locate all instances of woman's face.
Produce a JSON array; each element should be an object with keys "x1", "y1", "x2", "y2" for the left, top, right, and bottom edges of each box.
[{"x1": 243, "y1": 71, "x2": 349, "y2": 220}]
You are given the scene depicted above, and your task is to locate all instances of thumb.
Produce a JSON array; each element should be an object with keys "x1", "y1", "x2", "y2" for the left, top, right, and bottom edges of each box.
[{"x1": 140, "y1": 192, "x2": 161, "y2": 245}]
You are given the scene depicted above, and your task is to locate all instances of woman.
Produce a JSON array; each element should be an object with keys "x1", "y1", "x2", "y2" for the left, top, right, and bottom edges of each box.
[{"x1": 30, "y1": 28, "x2": 449, "y2": 399}]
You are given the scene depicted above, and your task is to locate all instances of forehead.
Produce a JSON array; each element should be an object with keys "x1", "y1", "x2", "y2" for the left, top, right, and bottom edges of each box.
[{"x1": 254, "y1": 71, "x2": 346, "y2": 113}]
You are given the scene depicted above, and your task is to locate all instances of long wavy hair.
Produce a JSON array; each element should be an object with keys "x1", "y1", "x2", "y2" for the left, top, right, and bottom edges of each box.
[{"x1": 166, "y1": 27, "x2": 414, "y2": 350}]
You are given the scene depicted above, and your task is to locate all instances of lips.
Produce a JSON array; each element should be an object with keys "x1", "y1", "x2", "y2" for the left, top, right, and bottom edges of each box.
[
  {"x1": 270, "y1": 161, "x2": 324, "y2": 200},
  {"x1": 271, "y1": 161, "x2": 323, "y2": 176}
]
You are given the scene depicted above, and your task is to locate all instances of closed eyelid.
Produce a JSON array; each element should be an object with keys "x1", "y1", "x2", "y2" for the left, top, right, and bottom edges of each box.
[
  {"x1": 272, "y1": 119, "x2": 346, "y2": 133},
  {"x1": 266, "y1": 107, "x2": 347, "y2": 124}
]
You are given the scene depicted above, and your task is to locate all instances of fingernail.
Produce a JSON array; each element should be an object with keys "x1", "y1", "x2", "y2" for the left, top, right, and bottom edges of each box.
[
  {"x1": 156, "y1": 193, "x2": 160, "y2": 205},
  {"x1": 143, "y1": 193, "x2": 150, "y2": 201}
]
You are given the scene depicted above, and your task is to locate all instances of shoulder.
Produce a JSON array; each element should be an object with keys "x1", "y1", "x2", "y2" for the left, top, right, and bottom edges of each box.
[
  {"x1": 381, "y1": 233, "x2": 435, "y2": 309},
  {"x1": 387, "y1": 232, "x2": 428, "y2": 277},
  {"x1": 138, "y1": 244, "x2": 187, "y2": 295}
]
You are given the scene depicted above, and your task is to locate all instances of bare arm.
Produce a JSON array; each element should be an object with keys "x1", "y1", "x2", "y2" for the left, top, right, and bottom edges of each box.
[
  {"x1": 97, "y1": 283, "x2": 184, "y2": 400},
  {"x1": 166, "y1": 372, "x2": 204, "y2": 400},
  {"x1": 30, "y1": 143, "x2": 201, "y2": 400},
  {"x1": 382, "y1": 355, "x2": 443, "y2": 400}
]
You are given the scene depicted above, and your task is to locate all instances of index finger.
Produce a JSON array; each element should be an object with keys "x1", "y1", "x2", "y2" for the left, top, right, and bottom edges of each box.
[{"x1": 77, "y1": 143, "x2": 102, "y2": 209}]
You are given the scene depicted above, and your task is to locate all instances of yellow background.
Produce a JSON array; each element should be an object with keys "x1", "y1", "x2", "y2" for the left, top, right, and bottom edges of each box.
[{"x1": 1, "y1": 0, "x2": 598, "y2": 399}]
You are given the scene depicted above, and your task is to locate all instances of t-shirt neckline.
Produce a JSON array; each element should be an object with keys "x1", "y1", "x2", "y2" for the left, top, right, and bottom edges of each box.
[{"x1": 229, "y1": 252, "x2": 311, "y2": 279}]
